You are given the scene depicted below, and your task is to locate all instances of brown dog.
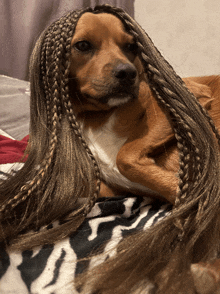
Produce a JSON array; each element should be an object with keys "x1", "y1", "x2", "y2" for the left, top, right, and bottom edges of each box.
[
  {"x1": 69, "y1": 12, "x2": 220, "y2": 206},
  {"x1": 67, "y1": 12, "x2": 220, "y2": 293}
]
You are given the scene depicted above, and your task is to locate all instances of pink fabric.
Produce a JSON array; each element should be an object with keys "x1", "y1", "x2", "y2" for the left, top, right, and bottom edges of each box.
[{"x1": 0, "y1": 135, "x2": 29, "y2": 164}]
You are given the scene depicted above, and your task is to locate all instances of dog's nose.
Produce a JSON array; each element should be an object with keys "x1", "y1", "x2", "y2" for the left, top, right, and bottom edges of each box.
[{"x1": 114, "y1": 63, "x2": 137, "y2": 82}]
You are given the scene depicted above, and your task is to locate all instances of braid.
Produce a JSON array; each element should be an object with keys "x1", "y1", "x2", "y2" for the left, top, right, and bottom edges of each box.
[
  {"x1": 58, "y1": 8, "x2": 101, "y2": 215},
  {"x1": 150, "y1": 88, "x2": 194, "y2": 200},
  {"x1": 0, "y1": 7, "x2": 101, "y2": 221},
  {"x1": 0, "y1": 27, "x2": 62, "y2": 217},
  {"x1": 45, "y1": 8, "x2": 101, "y2": 216},
  {"x1": 61, "y1": 73, "x2": 101, "y2": 215},
  {"x1": 139, "y1": 50, "x2": 204, "y2": 207},
  {"x1": 196, "y1": 95, "x2": 220, "y2": 144},
  {"x1": 40, "y1": 33, "x2": 50, "y2": 126}
]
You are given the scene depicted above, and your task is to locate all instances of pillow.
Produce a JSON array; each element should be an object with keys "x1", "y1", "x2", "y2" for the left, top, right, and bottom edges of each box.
[{"x1": 0, "y1": 75, "x2": 30, "y2": 140}]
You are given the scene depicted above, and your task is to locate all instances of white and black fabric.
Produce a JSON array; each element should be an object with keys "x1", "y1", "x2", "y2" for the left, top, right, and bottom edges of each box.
[
  {"x1": 0, "y1": 75, "x2": 171, "y2": 293},
  {"x1": 0, "y1": 160, "x2": 171, "y2": 293}
]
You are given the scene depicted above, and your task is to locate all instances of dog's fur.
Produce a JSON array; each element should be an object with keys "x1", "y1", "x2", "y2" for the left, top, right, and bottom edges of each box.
[
  {"x1": 68, "y1": 12, "x2": 220, "y2": 293},
  {"x1": 69, "y1": 12, "x2": 220, "y2": 293},
  {"x1": 69, "y1": 12, "x2": 220, "y2": 205}
]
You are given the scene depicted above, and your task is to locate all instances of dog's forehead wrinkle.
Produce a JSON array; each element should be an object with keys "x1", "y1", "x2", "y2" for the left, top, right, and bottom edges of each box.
[
  {"x1": 73, "y1": 12, "x2": 132, "y2": 45},
  {"x1": 78, "y1": 12, "x2": 125, "y2": 29}
]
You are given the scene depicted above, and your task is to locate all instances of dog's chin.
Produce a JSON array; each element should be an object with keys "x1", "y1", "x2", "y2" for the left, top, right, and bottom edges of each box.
[
  {"x1": 81, "y1": 92, "x2": 136, "y2": 111},
  {"x1": 105, "y1": 94, "x2": 134, "y2": 108},
  {"x1": 99, "y1": 90, "x2": 138, "y2": 107}
]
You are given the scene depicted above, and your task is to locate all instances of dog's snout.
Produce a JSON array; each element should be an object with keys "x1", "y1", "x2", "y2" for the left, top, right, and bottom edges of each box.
[{"x1": 114, "y1": 64, "x2": 137, "y2": 82}]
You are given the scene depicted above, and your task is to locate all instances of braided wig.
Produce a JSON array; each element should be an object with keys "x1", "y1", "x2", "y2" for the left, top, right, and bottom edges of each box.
[
  {"x1": 1, "y1": 4, "x2": 220, "y2": 293},
  {"x1": 0, "y1": 7, "x2": 101, "y2": 247}
]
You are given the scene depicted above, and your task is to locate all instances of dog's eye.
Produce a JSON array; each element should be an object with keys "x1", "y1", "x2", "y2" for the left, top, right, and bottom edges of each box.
[
  {"x1": 74, "y1": 41, "x2": 92, "y2": 52},
  {"x1": 126, "y1": 43, "x2": 139, "y2": 54}
]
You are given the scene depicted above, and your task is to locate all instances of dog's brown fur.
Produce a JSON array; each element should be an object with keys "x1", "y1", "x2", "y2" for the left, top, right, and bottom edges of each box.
[
  {"x1": 69, "y1": 13, "x2": 220, "y2": 292},
  {"x1": 69, "y1": 12, "x2": 220, "y2": 205}
]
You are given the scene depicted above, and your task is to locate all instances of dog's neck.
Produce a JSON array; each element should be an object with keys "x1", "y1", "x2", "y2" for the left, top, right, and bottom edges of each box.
[
  {"x1": 75, "y1": 107, "x2": 115, "y2": 130},
  {"x1": 79, "y1": 107, "x2": 157, "y2": 196}
]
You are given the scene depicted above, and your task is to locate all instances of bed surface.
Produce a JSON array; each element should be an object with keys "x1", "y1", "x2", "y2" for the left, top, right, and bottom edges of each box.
[{"x1": 0, "y1": 75, "x2": 30, "y2": 140}]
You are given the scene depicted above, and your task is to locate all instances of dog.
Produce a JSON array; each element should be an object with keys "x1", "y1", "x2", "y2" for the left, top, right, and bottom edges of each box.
[
  {"x1": 68, "y1": 12, "x2": 220, "y2": 292},
  {"x1": 69, "y1": 12, "x2": 220, "y2": 206}
]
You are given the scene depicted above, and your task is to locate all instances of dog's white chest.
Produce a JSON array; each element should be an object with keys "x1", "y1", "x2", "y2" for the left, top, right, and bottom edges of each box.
[
  {"x1": 82, "y1": 114, "x2": 152, "y2": 193},
  {"x1": 82, "y1": 114, "x2": 126, "y2": 185}
]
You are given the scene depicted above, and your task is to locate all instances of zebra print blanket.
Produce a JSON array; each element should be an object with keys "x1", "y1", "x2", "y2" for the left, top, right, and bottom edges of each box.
[{"x1": 0, "y1": 132, "x2": 170, "y2": 294}]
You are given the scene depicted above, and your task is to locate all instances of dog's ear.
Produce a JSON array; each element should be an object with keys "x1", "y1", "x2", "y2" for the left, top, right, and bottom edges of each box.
[{"x1": 184, "y1": 79, "x2": 214, "y2": 110}]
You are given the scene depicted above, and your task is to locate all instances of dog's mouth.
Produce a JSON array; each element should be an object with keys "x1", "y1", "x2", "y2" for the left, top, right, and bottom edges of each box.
[
  {"x1": 84, "y1": 92, "x2": 136, "y2": 109},
  {"x1": 81, "y1": 85, "x2": 138, "y2": 110},
  {"x1": 73, "y1": 78, "x2": 140, "y2": 111},
  {"x1": 100, "y1": 91, "x2": 136, "y2": 106}
]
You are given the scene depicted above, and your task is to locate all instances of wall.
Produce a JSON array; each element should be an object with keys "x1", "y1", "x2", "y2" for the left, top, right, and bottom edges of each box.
[{"x1": 134, "y1": 0, "x2": 220, "y2": 77}]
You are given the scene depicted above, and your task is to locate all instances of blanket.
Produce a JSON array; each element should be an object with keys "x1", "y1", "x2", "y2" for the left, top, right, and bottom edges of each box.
[
  {"x1": 0, "y1": 134, "x2": 29, "y2": 164},
  {"x1": 0, "y1": 132, "x2": 170, "y2": 294}
]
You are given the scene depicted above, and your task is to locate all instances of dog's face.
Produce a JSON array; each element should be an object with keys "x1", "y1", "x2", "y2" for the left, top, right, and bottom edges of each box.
[{"x1": 69, "y1": 12, "x2": 143, "y2": 111}]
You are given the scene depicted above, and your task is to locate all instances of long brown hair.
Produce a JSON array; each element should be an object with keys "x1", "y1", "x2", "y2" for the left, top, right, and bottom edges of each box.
[
  {"x1": 0, "y1": 7, "x2": 101, "y2": 249},
  {"x1": 1, "y1": 4, "x2": 220, "y2": 293}
]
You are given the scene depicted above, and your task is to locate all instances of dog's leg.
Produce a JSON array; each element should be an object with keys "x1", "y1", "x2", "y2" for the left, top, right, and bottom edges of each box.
[
  {"x1": 99, "y1": 182, "x2": 117, "y2": 198},
  {"x1": 116, "y1": 117, "x2": 179, "y2": 204},
  {"x1": 116, "y1": 145, "x2": 178, "y2": 204},
  {"x1": 116, "y1": 77, "x2": 216, "y2": 204}
]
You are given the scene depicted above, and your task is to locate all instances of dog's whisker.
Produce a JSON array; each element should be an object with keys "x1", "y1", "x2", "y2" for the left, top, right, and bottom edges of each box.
[{"x1": 68, "y1": 76, "x2": 78, "y2": 81}]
